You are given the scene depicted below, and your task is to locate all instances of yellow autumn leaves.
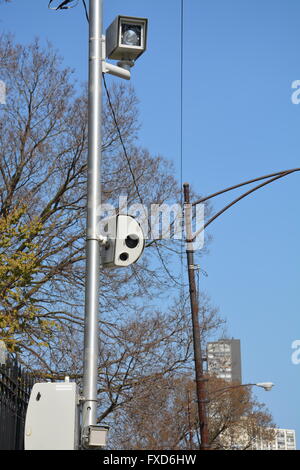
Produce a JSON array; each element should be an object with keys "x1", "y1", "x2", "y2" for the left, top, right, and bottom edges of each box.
[{"x1": 0, "y1": 205, "x2": 53, "y2": 351}]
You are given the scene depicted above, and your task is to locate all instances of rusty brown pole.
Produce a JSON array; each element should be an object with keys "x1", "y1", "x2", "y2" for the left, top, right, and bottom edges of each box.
[
  {"x1": 183, "y1": 182, "x2": 210, "y2": 450},
  {"x1": 187, "y1": 390, "x2": 194, "y2": 450}
]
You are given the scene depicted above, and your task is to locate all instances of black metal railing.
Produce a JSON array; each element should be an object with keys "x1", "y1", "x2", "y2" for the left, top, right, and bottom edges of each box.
[{"x1": 0, "y1": 360, "x2": 34, "y2": 450}]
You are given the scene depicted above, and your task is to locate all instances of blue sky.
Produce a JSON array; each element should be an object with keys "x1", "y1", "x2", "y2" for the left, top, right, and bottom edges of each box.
[{"x1": 1, "y1": 0, "x2": 300, "y2": 447}]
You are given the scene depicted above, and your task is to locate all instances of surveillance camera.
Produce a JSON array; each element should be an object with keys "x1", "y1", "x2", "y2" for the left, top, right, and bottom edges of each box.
[
  {"x1": 106, "y1": 15, "x2": 148, "y2": 62},
  {"x1": 100, "y1": 215, "x2": 145, "y2": 268}
]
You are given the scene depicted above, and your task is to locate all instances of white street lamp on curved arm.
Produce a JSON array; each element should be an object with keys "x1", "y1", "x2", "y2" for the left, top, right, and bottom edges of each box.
[
  {"x1": 212, "y1": 382, "x2": 275, "y2": 398},
  {"x1": 255, "y1": 382, "x2": 275, "y2": 392}
]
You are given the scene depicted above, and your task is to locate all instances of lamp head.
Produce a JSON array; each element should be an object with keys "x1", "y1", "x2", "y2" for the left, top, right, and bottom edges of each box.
[{"x1": 256, "y1": 382, "x2": 275, "y2": 392}]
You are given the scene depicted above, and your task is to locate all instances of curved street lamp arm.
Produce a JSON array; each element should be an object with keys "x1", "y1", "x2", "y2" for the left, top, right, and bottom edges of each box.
[
  {"x1": 48, "y1": 0, "x2": 79, "y2": 10},
  {"x1": 211, "y1": 383, "x2": 256, "y2": 399},
  {"x1": 209, "y1": 382, "x2": 274, "y2": 400},
  {"x1": 192, "y1": 168, "x2": 300, "y2": 206},
  {"x1": 189, "y1": 169, "x2": 298, "y2": 243}
]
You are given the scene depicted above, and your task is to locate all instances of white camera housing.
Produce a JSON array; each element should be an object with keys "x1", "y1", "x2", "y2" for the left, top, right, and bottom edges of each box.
[
  {"x1": 100, "y1": 214, "x2": 145, "y2": 268},
  {"x1": 105, "y1": 15, "x2": 148, "y2": 61}
]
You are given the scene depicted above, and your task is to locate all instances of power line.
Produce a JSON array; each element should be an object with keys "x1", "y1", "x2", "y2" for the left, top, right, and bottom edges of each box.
[
  {"x1": 82, "y1": 0, "x2": 89, "y2": 22},
  {"x1": 102, "y1": 73, "x2": 144, "y2": 205},
  {"x1": 51, "y1": 0, "x2": 184, "y2": 287},
  {"x1": 180, "y1": 0, "x2": 184, "y2": 198},
  {"x1": 102, "y1": 73, "x2": 182, "y2": 287},
  {"x1": 180, "y1": 0, "x2": 185, "y2": 298},
  {"x1": 56, "y1": 0, "x2": 183, "y2": 287}
]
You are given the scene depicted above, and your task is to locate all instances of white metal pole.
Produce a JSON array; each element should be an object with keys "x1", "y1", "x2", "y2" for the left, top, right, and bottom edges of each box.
[{"x1": 82, "y1": 0, "x2": 102, "y2": 436}]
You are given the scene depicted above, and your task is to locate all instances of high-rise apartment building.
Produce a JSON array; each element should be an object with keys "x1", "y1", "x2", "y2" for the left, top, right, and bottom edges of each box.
[
  {"x1": 218, "y1": 426, "x2": 297, "y2": 450},
  {"x1": 253, "y1": 428, "x2": 296, "y2": 450},
  {"x1": 207, "y1": 338, "x2": 242, "y2": 383},
  {"x1": 206, "y1": 339, "x2": 297, "y2": 450}
]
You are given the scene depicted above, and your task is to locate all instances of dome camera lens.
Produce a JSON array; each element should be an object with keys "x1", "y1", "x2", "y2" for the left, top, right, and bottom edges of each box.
[{"x1": 125, "y1": 234, "x2": 139, "y2": 249}]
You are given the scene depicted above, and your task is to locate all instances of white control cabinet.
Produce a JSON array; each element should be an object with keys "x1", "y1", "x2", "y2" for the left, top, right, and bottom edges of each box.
[{"x1": 24, "y1": 381, "x2": 79, "y2": 450}]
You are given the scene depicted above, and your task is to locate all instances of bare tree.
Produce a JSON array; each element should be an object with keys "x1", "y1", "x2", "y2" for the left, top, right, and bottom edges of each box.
[
  {"x1": 0, "y1": 35, "x2": 226, "y2": 446},
  {"x1": 0, "y1": 34, "x2": 185, "y2": 358},
  {"x1": 205, "y1": 376, "x2": 275, "y2": 450},
  {"x1": 109, "y1": 372, "x2": 275, "y2": 450},
  {"x1": 0, "y1": 34, "x2": 274, "y2": 448},
  {"x1": 0, "y1": 33, "x2": 215, "y2": 390}
]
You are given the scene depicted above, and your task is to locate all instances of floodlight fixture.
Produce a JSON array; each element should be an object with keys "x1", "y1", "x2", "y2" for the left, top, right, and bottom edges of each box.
[{"x1": 106, "y1": 15, "x2": 148, "y2": 62}]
